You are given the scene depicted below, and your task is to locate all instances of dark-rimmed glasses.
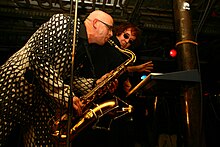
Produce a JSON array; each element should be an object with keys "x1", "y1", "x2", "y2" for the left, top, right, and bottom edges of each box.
[
  {"x1": 97, "y1": 19, "x2": 113, "y2": 31},
  {"x1": 123, "y1": 33, "x2": 134, "y2": 45}
]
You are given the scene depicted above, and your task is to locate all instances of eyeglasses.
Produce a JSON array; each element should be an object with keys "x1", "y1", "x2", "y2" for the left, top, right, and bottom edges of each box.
[
  {"x1": 97, "y1": 19, "x2": 113, "y2": 31},
  {"x1": 123, "y1": 33, "x2": 134, "y2": 45}
]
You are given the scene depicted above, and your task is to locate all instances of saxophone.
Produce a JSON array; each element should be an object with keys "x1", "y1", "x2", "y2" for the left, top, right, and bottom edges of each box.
[{"x1": 49, "y1": 39, "x2": 136, "y2": 143}]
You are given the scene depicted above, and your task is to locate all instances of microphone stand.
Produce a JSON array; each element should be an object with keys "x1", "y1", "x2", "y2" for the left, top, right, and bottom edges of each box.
[{"x1": 67, "y1": 0, "x2": 78, "y2": 146}]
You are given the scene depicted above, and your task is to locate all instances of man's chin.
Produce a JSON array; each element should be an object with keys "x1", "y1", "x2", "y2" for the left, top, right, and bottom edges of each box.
[
  {"x1": 98, "y1": 42, "x2": 105, "y2": 46},
  {"x1": 122, "y1": 45, "x2": 127, "y2": 49}
]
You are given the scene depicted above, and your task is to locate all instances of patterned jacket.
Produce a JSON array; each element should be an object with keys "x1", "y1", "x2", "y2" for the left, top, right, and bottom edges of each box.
[{"x1": 0, "y1": 13, "x2": 95, "y2": 146}]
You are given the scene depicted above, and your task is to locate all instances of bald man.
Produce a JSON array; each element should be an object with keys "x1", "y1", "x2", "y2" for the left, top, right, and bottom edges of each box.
[{"x1": 0, "y1": 10, "x2": 116, "y2": 146}]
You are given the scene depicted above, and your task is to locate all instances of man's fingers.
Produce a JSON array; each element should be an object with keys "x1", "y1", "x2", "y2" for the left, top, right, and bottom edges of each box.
[
  {"x1": 108, "y1": 79, "x2": 118, "y2": 93},
  {"x1": 72, "y1": 97, "x2": 83, "y2": 115}
]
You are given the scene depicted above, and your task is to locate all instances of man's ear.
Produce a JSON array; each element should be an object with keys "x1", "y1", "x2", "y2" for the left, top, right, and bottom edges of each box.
[{"x1": 92, "y1": 18, "x2": 98, "y2": 29}]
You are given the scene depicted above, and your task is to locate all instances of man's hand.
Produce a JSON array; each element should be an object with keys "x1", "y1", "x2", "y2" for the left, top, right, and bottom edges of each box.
[
  {"x1": 72, "y1": 96, "x2": 83, "y2": 116},
  {"x1": 96, "y1": 71, "x2": 118, "y2": 93},
  {"x1": 127, "y1": 61, "x2": 154, "y2": 73},
  {"x1": 123, "y1": 78, "x2": 132, "y2": 93},
  {"x1": 136, "y1": 61, "x2": 154, "y2": 73}
]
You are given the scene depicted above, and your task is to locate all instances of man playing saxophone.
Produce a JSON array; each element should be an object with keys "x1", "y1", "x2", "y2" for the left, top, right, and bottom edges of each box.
[{"x1": 0, "y1": 10, "x2": 118, "y2": 146}]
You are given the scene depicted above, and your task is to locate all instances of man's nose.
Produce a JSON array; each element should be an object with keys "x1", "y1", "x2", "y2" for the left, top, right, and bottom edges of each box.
[{"x1": 125, "y1": 39, "x2": 129, "y2": 44}]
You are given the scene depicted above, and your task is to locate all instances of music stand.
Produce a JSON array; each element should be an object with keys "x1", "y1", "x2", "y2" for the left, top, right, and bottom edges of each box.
[{"x1": 126, "y1": 69, "x2": 201, "y2": 97}]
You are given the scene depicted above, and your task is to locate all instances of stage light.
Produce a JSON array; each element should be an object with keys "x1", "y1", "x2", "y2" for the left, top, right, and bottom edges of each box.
[{"x1": 169, "y1": 49, "x2": 177, "y2": 58}]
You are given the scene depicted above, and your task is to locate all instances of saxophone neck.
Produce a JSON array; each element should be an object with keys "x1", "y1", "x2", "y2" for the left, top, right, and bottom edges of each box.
[
  {"x1": 108, "y1": 39, "x2": 136, "y2": 64},
  {"x1": 80, "y1": 39, "x2": 136, "y2": 113}
]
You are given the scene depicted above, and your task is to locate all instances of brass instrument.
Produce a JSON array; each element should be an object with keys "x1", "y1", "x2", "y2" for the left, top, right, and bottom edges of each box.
[{"x1": 48, "y1": 39, "x2": 136, "y2": 143}]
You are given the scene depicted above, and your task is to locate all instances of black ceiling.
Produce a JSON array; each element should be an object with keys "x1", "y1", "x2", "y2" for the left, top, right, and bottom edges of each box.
[{"x1": 0, "y1": 0, "x2": 220, "y2": 92}]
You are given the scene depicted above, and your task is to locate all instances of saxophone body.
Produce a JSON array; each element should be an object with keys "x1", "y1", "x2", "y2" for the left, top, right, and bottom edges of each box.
[{"x1": 49, "y1": 39, "x2": 136, "y2": 143}]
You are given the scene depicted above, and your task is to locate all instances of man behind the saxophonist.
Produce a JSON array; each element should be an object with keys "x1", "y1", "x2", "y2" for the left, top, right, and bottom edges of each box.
[{"x1": 0, "y1": 10, "x2": 118, "y2": 146}]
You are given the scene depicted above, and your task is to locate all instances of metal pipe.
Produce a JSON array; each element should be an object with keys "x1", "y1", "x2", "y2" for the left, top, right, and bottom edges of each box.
[{"x1": 173, "y1": 0, "x2": 205, "y2": 147}]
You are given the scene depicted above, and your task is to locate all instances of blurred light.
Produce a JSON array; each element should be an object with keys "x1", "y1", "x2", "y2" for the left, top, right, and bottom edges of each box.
[
  {"x1": 141, "y1": 75, "x2": 147, "y2": 80},
  {"x1": 169, "y1": 49, "x2": 177, "y2": 57}
]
